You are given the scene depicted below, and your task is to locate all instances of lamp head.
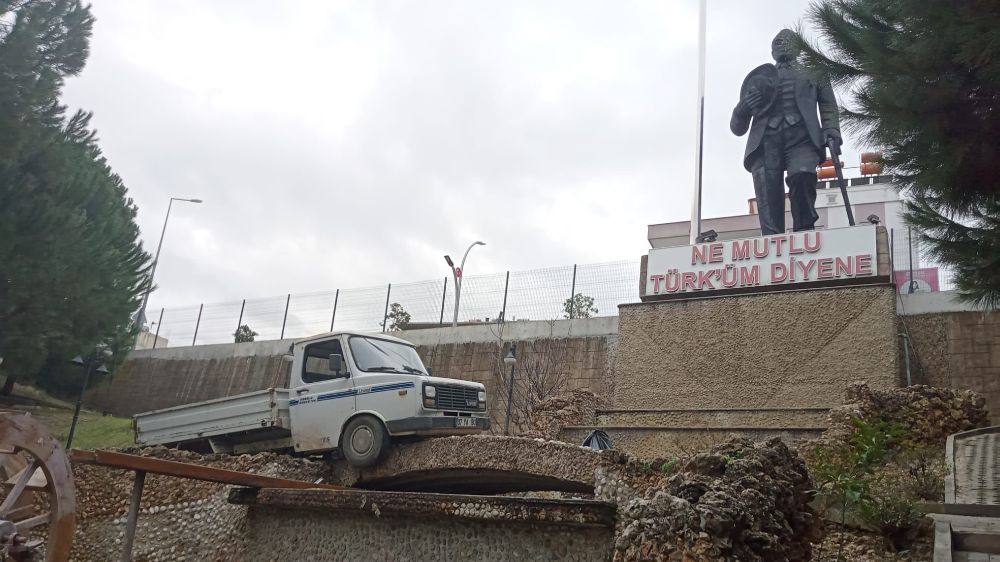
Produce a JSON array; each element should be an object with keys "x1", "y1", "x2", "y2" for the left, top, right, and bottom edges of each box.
[
  {"x1": 444, "y1": 255, "x2": 454, "y2": 267},
  {"x1": 475, "y1": 241, "x2": 486, "y2": 246},
  {"x1": 502, "y1": 343, "x2": 517, "y2": 366},
  {"x1": 71, "y1": 355, "x2": 85, "y2": 366},
  {"x1": 189, "y1": 199, "x2": 203, "y2": 203},
  {"x1": 96, "y1": 364, "x2": 110, "y2": 375}
]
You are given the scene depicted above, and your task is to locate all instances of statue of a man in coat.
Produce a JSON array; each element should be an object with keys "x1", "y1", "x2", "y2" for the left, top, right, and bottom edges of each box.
[{"x1": 731, "y1": 29, "x2": 842, "y2": 235}]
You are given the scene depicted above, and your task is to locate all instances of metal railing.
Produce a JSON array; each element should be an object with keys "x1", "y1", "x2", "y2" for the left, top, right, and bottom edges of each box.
[
  {"x1": 146, "y1": 260, "x2": 640, "y2": 348},
  {"x1": 890, "y1": 226, "x2": 956, "y2": 294}
]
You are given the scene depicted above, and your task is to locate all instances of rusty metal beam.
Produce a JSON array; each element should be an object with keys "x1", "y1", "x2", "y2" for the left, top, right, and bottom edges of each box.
[
  {"x1": 120, "y1": 470, "x2": 145, "y2": 562},
  {"x1": 70, "y1": 449, "x2": 348, "y2": 490}
]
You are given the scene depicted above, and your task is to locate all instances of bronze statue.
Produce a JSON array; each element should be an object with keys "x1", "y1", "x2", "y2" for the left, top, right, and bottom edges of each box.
[{"x1": 731, "y1": 29, "x2": 841, "y2": 235}]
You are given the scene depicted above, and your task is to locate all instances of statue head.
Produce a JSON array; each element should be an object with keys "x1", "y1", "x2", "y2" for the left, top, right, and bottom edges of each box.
[{"x1": 771, "y1": 29, "x2": 800, "y2": 63}]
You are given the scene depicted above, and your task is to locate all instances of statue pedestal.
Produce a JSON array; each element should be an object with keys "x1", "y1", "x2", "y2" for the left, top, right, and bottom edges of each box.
[{"x1": 576, "y1": 226, "x2": 899, "y2": 458}]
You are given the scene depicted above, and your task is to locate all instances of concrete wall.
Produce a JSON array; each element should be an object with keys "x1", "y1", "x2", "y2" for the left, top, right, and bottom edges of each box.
[
  {"x1": 899, "y1": 293, "x2": 1000, "y2": 423},
  {"x1": 613, "y1": 284, "x2": 900, "y2": 410},
  {"x1": 86, "y1": 340, "x2": 295, "y2": 416},
  {"x1": 87, "y1": 318, "x2": 619, "y2": 418}
]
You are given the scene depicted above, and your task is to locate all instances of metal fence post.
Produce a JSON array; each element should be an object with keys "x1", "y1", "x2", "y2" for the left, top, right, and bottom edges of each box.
[
  {"x1": 192, "y1": 304, "x2": 203, "y2": 346},
  {"x1": 907, "y1": 227, "x2": 915, "y2": 294},
  {"x1": 234, "y1": 299, "x2": 246, "y2": 342},
  {"x1": 439, "y1": 278, "x2": 448, "y2": 326},
  {"x1": 889, "y1": 228, "x2": 895, "y2": 276},
  {"x1": 330, "y1": 289, "x2": 339, "y2": 332},
  {"x1": 500, "y1": 271, "x2": 510, "y2": 321},
  {"x1": 568, "y1": 264, "x2": 578, "y2": 319},
  {"x1": 382, "y1": 283, "x2": 392, "y2": 333},
  {"x1": 152, "y1": 308, "x2": 164, "y2": 349},
  {"x1": 280, "y1": 294, "x2": 291, "y2": 339}
]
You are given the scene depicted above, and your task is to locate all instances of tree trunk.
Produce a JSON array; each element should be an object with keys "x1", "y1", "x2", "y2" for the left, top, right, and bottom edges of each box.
[{"x1": 0, "y1": 374, "x2": 15, "y2": 396}]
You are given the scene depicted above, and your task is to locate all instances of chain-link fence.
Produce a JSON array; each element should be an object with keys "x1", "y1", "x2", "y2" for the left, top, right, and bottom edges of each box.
[
  {"x1": 143, "y1": 229, "x2": 958, "y2": 349},
  {"x1": 889, "y1": 226, "x2": 956, "y2": 294},
  {"x1": 146, "y1": 260, "x2": 641, "y2": 348}
]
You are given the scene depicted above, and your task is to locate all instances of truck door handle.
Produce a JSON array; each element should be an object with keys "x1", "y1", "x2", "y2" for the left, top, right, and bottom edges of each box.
[{"x1": 296, "y1": 388, "x2": 309, "y2": 395}]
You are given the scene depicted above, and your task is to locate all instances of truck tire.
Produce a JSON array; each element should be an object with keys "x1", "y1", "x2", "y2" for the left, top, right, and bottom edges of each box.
[{"x1": 341, "y1": 415, "x2": 388, "y2": 468}]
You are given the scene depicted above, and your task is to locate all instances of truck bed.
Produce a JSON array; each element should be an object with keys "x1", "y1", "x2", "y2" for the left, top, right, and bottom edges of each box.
[{"x1": 134, "y1": 388, "x2": 291, "y2": 449}]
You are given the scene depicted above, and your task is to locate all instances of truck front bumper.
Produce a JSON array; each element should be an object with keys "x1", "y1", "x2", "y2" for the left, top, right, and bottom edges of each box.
[{"x1": 386, "y1": 415, "x2": 490, "y2": 436}]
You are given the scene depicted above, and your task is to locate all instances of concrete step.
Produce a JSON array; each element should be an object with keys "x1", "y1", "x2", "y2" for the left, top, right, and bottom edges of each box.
[
  {"x1": 559, "y1": 425, "x2": 825, "y2": 458},
  {"x1": 594, "y1": 408, "x2": 831, "y2": 429}
]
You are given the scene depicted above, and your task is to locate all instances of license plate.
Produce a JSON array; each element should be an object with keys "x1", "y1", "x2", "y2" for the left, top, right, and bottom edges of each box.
[{"x1": 455, "y1": 417, "x2": 478, "y2": 428}]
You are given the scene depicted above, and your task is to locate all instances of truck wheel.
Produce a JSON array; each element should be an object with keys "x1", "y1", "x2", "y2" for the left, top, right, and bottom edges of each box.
[{"x1": 341, "y1": 415, "x2": 388, "y2": 468}]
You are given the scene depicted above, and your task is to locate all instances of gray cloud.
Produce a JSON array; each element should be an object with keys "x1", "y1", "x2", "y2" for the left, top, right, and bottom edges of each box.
[{"x1": 60, "y1": 0, "x2": 852, "y2": 312}]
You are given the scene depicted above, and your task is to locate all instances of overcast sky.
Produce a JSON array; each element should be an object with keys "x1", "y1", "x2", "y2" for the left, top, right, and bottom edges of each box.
[{"x1": 60, "y1": 0, "x2": 855, "y2": 311}]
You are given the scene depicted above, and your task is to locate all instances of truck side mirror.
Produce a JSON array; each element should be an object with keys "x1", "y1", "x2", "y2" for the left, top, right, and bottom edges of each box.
[
  {"x1": 328, "y1": 354, "x2": 343, "y2": 375},
  {"x1": 425, "y1": 367, "x2": 433, "y2": 376}
]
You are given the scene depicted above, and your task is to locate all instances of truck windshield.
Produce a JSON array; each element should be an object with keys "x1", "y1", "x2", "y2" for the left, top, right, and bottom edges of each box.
[{"x1": 348, "y1": 336, "x2": 428, "y2": 375}]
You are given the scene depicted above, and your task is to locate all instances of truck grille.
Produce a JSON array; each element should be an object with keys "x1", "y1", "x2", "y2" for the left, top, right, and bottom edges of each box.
[{"x1": 434, "y1": 384, "x2": 482, "y2": 411}]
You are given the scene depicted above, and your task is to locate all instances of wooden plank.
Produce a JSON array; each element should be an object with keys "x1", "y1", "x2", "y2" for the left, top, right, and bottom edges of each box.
[
  {"x1": 71, "y1": 449, "x2": 348, "y2": 491},
  {"x1": 954, "y1": 532, "x2": 1000, "y2": 555},
  {"x1": 922, "y1": 503, "x2": 1000, "y2": 519},
  {"x1": 935, "y1": 521, "x2": 954, "y2": 562},
  {"x1": 931, "y1": 514, "x2": 1000, "y2": 534}
]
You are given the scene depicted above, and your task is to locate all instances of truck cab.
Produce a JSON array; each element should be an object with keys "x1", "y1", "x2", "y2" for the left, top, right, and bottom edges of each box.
[{"x1": 288, "y1": 331, "x2": 489, "y2": 466}]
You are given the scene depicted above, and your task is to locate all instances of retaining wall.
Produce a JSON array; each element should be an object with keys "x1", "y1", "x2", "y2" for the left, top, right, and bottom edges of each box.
[
  {"x1": 86, "y1": 318, "x2": 618, "y2": 418},
  {"x1": 899, "y1": 292, "x2": 1000, "y2": 423}
]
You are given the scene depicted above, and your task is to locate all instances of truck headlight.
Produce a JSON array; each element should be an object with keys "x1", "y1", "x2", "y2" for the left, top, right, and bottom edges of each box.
[
  {"x1": 478, "y1": 391, "x2": 486, "y2": 403},
  {"x1": 424, "y1": 385, "x2": 436, "y2": 397}
]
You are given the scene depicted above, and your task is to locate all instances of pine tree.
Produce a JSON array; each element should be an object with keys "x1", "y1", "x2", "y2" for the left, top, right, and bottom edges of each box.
[
  {"x1": 794, "y1": 0, "x2": 1000, "y2": 307},
  {"x1": 0, "y1": 1, "x2": 151, "y2": 395}
]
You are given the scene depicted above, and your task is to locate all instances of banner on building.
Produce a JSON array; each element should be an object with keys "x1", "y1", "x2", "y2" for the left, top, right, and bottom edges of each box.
[{"x1": 893, "y1": 268, "x2": 940, "y2": 293}]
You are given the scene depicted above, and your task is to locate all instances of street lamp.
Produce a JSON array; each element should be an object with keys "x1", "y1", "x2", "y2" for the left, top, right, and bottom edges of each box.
[
  {"x1": 67, "y1": 346, "x2": 112, "y2": 449},
  {"x1": 443, "y1": 240, "x2": 485, "y2": 328},
  {"x1": 136, "y1": 197, "x2": 203, "y2": 329},
  {"x1": 503, "y1": 344, "x2": 517, "y2": 436}
]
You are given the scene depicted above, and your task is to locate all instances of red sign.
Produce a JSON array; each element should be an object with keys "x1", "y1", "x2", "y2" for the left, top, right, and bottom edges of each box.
[{"x1": 454, "y1": 267, "x2": 462, "y2": 278}]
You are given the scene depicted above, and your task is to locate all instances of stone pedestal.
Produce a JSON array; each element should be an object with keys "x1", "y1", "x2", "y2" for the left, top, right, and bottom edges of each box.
[
  {"x1": 565, "y1": 226, "x2": 901, "y2": 458},
  {"x1": 613, "y1": 284, "x2": 899, "y2": 411}
]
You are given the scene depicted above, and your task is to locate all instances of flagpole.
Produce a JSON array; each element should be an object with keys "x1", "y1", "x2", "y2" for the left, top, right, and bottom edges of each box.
[{"x1": 689, "y1": 0, "x2": 707, "y2": 244}]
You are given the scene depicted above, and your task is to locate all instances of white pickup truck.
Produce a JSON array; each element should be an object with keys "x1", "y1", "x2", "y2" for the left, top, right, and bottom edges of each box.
[{"x1": 133, "y1": 331, "x2": 490, "y2": 467}]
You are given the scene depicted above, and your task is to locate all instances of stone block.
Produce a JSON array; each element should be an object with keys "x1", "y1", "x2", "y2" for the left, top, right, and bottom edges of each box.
[{"x1": 613, "y1": 285, "x2": 899, "y2": 410}]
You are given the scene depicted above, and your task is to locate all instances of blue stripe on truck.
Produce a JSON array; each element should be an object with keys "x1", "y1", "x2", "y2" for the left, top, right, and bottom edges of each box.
[{"x1": 288, "y1": 381, "x2": 415, "y2": 407}]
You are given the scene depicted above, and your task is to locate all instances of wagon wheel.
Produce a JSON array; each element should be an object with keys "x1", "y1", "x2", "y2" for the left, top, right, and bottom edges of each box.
[{"x1": 0, "y1": 412, "x2": 75, "y2": 562}]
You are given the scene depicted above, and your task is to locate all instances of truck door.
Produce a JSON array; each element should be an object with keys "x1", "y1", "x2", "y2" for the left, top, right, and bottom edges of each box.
[{"x1": 289, "y1": 337, "x2": 355, "y2": 452}]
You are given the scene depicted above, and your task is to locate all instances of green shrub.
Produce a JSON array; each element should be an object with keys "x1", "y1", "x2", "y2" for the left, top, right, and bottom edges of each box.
[
  {"x1": 857, "y1": 469, "x2": 928, "y2": 552},
  {"x1": 807, "y1": 416, "x2": 935, "y2": 553}
]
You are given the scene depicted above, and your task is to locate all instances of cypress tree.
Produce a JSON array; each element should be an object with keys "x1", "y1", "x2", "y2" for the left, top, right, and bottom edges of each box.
[
  {"x1": 0, "y1": 1, "x2": 151, "y2": 395},
  {"x1": 794, "y1": 0, "x2": 1000, "y2": 307}
]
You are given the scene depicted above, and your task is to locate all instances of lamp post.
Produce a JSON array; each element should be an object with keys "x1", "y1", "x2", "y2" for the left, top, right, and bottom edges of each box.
[
  {"x1": 443, "y1": 240, "x2": 485, "y2": 328},
  {"x1": 67, "y1": 346, "x2": 112, "y2": 449},
  {"x1": 503, "y1": 343, "x2": 517, "y2": 436},
  {"x1": 137, "y1": 197, "x2": 203, "y2": 328}
]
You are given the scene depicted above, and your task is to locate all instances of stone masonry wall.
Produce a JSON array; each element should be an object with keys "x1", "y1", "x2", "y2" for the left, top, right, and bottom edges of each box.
[
  {"x1": 903, "y1": 310, "x2": 1000, "y2": 423},
  {"x1": 613, "y1": 285, "x2": 900, "y2": 410}
]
